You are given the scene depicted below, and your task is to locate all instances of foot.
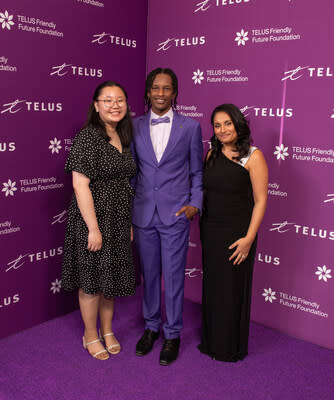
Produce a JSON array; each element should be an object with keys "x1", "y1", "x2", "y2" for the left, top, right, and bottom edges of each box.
[
  {"x1": 101, "y1": 332, "x2": 121, "y2": 355},
  {"x1": 82, "y1": 336, "x2": 109, "y2": 360},
  {"x1": 159, "y1": 338, "x2": 180, "y2": 366},
  {"x1": 135, "y1": 329, "x2": 160, "y2": 356}
]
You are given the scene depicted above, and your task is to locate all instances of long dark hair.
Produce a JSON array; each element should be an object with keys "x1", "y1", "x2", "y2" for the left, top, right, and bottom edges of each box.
[
  {"x1": 84, "y1": 81, "x2": 133, "y2": 147},
  {"x1": 144, "y1": 67, "x2": 178, "y2": 112},
  {"x1": 206, "y1": 104, "x2": 252, "y2": 168}
]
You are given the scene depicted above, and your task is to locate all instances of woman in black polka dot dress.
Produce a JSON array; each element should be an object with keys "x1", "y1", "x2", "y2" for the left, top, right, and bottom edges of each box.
[{"x1": 62, "y1": 81, "x2": 136, "y2": 360}]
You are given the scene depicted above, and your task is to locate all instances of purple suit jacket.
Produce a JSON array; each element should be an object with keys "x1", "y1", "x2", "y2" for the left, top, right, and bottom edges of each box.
[{"x1": 132, "y1": 111, "x2": 203, "y2": 227}]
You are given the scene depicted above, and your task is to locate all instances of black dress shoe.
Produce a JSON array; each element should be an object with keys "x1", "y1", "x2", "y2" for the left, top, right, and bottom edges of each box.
[
  {"x1": 159, "y1": 338, "x2": 180, "y2": 366},
  {"x1": 135, "y1": 329, "x2": 160, "y2": 356}
]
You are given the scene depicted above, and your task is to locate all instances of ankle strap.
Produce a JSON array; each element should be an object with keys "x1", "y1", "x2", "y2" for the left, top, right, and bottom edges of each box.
[
  {"x1": 103, "y1": 332, "x2": 114, "y2": 338},
  {"x1": 85, "y1": 338, "x2": 101, "y2": 346}
]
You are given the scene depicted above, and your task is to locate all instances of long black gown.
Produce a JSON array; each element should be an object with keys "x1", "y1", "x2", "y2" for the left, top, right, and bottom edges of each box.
[{"x1": 198, "y1": 150, "x2": 257, "y2": 362}]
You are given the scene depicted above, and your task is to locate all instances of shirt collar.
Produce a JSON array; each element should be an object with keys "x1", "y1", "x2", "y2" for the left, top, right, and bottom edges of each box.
[{"x1": 150, "y1": 108, "x2": 174, "y2": 121}]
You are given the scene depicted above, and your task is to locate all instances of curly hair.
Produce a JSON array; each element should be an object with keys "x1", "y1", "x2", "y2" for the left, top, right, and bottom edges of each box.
[
  {"x1": 144, "y1": 67, "x2": 178, "y2": 111},
  {"x1": 84, "y1": 80, "x2": 133, "y2": 147},
  {"x1": 206, "y1": 104, "x2": 252, "y2": 168}
]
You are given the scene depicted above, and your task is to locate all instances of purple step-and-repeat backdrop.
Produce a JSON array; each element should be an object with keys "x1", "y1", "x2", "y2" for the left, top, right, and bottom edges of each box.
[
  {"x1": 0, "y1": 0, "x2": 148, "y2": 340},
  {"x1": 147, "y1": 0, "x2": 334, "y2": 349},
  {"x1": 1, "y1": 0, "x2": 333, "y2": 351}
]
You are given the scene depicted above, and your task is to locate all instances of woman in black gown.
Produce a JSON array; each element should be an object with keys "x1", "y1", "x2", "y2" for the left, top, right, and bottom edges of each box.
[
  {"x1": 198, "y1": 104, "x2": 268, "y2": 362},
  {"x1": 62, "y1": 81, "x2": 136, "y2": 360}
]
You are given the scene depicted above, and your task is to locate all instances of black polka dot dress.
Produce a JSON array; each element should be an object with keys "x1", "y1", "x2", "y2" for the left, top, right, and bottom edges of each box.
[{"x1": 62, "y1": 127, "x2": 136, "y2": 298}]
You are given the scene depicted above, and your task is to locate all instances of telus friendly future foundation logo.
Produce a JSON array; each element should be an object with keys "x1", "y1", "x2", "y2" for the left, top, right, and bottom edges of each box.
[
  {"x1": 262, "y1": 288, "x2": 277, "y2": 303},
  {"x1": 0, "y1": 10, "x2": 14, "y2": 30},
  {"x1": 235, "y1": 29, "x2": 249, "y2": 46},
  {"x1": 2, "y1": 179, "x2": 17, "y2": 197},
  {"x1": 274, "y1": 144, "x2": 289, "y2": 161},
  {"x1": 315, "y1": 266, "x2": 332, "y2": 283},
  {"x1": 192, "y1": 69, "x2": 204, "y2": 85},
  {"x1": 49, "y1": 138, "x2": 62, "y2": 154}
]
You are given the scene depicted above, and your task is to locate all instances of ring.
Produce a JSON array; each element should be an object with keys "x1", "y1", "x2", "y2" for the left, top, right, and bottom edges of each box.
[{"x1": 241, "y1": 255, "x2": 245, "y2": 259}]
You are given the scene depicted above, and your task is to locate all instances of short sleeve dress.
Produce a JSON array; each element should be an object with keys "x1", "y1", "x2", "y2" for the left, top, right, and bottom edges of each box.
[{"x1": 61, "y1": 126, "x2": 136, "y2": 298}]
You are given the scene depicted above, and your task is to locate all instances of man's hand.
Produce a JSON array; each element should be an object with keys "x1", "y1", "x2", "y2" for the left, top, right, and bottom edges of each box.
[{"x1": 175, "y1": 205, "x2": 199, "y2": 220}]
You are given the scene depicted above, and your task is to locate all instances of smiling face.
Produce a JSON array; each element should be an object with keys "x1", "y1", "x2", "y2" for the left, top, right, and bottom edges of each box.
[
  {"x1": 147, "y1": 73, "x2": 175, "y2": 116},
  {"x1": 213, "y1": 111, "x2": 238, "y2": 146},
  {"x1": 94, "y1": 85, "x2": 127, "y2": 127}
]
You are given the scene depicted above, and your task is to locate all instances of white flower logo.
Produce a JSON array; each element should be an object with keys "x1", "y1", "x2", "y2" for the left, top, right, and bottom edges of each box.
[
  {"x1": 235, "y1": 29, "x2": 249, "y2": 46},
  {"x1": 0, "y1": 10, "x2": 14, "y2": 30},
  {"x1": 315, "y1": 265, "x2": 332, "y2": 282},
  {"x1": 49, "y1": 138, "x2": 62, "y2": 154},
  {"x1": 2, "y1": 179, "x2": 17, "y2": 197},
  {"x1": 50, "y1": 279, "x2": 62, "y2": 294},
  {"x1": 192, "y1": 69, "x2": 204, "y2": 85},
  {"x1": 274, "y1": 144, "x2": 289, "y2": 160},
  {"x1": 262, "y1": 288, "x2": 277, "y2": 303},
  {"x1": 331, "y1": 109, "x2": 334, "y2": 119}
]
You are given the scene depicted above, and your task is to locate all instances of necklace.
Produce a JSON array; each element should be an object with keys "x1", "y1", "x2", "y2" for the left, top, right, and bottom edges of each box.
[{"x1": 222, "y1": 147, "x2": 238, "y2": 160}]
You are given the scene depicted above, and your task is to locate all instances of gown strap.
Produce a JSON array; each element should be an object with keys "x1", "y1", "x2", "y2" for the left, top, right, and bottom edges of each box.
[{"x1": 237, "y1": 146, "x2": 257, "y2": 168}]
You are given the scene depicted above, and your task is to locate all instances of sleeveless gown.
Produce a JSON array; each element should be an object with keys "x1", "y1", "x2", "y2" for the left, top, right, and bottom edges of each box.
[{"x1": 198, "y1": 149, "x2": 257, "y2": 362}]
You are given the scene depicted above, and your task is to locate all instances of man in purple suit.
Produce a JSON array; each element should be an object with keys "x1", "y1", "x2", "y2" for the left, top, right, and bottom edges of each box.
[{"x1": 132, "y1": 68, "x2": 203, "y2": 365}]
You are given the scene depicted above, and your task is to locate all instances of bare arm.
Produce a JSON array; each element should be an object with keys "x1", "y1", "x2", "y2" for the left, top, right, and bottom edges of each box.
[
  {"x1": 205, "y1": 148, "x2": 213, "y2": 162},
  {"x1": 72, "y1": 171, "x2": 102, "y2": 252},
  {"x1": 229, "y1": 149, "x2": 268, "y2": 265}
]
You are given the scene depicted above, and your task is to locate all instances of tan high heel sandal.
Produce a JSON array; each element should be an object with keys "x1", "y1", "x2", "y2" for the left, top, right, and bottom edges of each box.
[
  {"x1": 99, "y1": 330, "x2": 121, "y2": 355},
  {"x1": 82, "y1": 336, "x2": 109, "y2": 360}
]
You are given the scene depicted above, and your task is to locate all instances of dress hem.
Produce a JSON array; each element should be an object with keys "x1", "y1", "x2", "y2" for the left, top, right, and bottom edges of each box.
[
  {"x1": 62, "y1": 285, "x2": 136, "y2": 298},
  {"x1": 197, "y1": 344, "x2": 247, "y2": 362}
]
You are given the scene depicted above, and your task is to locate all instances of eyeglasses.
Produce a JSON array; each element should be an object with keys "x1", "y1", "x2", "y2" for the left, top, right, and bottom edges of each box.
[{"x1": 96, "y1": 98, "x2": 126, "y2": 108}]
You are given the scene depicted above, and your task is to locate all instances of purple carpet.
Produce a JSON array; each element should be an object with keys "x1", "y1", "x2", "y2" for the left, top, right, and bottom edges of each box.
[{"x1": 1, "y1": 289, "x2": 333, "y2": 400}]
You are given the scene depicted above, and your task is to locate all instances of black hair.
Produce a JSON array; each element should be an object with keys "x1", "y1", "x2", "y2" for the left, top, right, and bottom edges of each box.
[
  {"x1": 84, "y1": 80, "x2": 133, "y2": 147},
  {"x1": 144, "y1": 67, "x2": 178, "y2": 111},
  {"x1": 206, "y1": 104, "x2": 252, "y2": 168}
]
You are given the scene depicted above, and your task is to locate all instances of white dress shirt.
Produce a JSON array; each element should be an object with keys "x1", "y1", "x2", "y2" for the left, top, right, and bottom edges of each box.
[{"x1": 150, "y1": 108, "x2": 174, "y2": 163}]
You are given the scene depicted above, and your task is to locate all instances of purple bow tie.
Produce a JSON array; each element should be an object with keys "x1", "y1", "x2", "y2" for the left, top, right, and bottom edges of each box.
[{"x1": 151, "y1": 116, "x2": 170, "y2": 126}]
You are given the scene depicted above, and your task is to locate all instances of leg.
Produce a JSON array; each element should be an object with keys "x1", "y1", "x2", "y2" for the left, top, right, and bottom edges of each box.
[
  {"x1": 78, "y1": 288, "x2": 109, "y2": 360},
  {"x1": 99, "y1": 296, "x2": 120, "y2": 354},
  {"x1": 157, "y1": 217, "x2": 189, "y2": 365},
  {"x1": 160, "y1": 218, "x2": 190, "y2": 339},
  {"x1": 133, "y1": 215, "x2": 162, "y2": 356},
  {"x1": 133, "y1": 222, "x2": 162, "y2": 332}
]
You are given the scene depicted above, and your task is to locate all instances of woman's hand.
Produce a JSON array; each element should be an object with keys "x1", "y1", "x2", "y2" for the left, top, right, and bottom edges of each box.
[
  {"x1": 87, "y1": 229, "x2": 102, "y2": 252},
  {"x1": 228, "y1": 237, "x2": 253, "y2": 265},
  {"x1": 130, "y1": 225, "x2": 134, "y2": 242}
]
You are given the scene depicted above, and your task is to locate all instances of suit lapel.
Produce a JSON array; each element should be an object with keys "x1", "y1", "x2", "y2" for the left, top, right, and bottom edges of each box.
[
  {"x1": 159, "y1": 112, "x2": 184, "y2": 165},
  {"x1": 139, "y1": 113, "x2": 158, "y2": 165}
]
